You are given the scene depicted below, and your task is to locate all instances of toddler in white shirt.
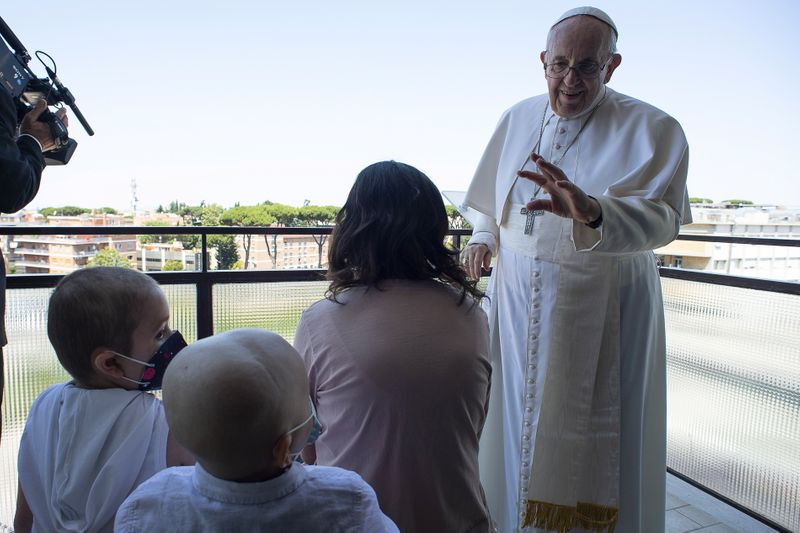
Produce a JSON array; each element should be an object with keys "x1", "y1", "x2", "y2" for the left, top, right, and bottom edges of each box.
[
  {"x1": 15, "y1": 267, "x2": 193, "y2": 533},
  {"x1": 115, "y1": 328, "x2": 397, "y2": 533}
]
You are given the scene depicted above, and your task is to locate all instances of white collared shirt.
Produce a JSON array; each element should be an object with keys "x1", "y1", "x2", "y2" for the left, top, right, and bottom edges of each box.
[{"x1": 114, "y1": 462, "x2": 398, "y2": 533}]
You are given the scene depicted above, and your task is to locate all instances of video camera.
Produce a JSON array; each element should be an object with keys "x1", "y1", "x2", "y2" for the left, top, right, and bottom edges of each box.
[{"x1": 0, "y1": 15, "x2": 93, "y2": 165}]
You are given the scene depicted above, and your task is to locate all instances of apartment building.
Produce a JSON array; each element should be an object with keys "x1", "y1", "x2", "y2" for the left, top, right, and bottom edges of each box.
[
  {"x1": 656, "y1": 204, "x2": 800, "y2": 281},
  {"x1": 9, "y1": 212, "x2": 136, "y2": 274},
  {"x1": 138, "y1": 242, "x2": 202, "y2": 271},
  {"x1": 237, "y1": 232, "x2": 329, "y2": 270}
]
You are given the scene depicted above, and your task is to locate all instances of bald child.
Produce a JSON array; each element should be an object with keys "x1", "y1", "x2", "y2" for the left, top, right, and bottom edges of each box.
[{"x1": 114, "y1": 329, "x2": 398, "y2": 533}]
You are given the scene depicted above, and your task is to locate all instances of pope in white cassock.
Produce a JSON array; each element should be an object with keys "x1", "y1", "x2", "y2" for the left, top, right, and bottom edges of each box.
[{"x1": 461, "y1": 7, "x2": 692, "y2": 533}]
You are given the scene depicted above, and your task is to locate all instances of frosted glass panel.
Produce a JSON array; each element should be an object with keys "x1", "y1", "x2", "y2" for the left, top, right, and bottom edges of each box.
[
  {"x1": 0, "y1": 275, "x2": 796, "y2": 530},
  {"x1": 212, "y1": 280, "x2": 489, "y2": 343},
  {"x1": 213, "y1": 281, "x2": 329, "y2": 341},
  {"x1": 0, "y1": 284, "x2": 196, "y2": 528},
  {"x1": 0, "y1": 288, "x2": 62, "y2": 530},
  {"x1": 664, "y1": 278, "x2": 799, "y2": 531}
]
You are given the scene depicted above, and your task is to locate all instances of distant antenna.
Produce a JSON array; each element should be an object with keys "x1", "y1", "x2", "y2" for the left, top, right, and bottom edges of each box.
[{"x1": 130, "y1": 177, "x2": 138, "y2": 214}]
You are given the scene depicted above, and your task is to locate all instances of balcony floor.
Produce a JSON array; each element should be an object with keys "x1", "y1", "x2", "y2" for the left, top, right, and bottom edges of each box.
[{"x1": 666, "y1": 474, "x2": 778, "y2": 532}]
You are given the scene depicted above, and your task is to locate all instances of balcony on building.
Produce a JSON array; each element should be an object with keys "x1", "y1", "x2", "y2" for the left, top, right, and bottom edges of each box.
[{"x1": 0, "y1": 211, "x2": 797, "y2": 532}]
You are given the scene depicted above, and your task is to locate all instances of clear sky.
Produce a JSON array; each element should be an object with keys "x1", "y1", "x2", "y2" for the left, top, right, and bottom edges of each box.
[{"x1": 3, "y1": 0, "x2": 798, "y2": 211}]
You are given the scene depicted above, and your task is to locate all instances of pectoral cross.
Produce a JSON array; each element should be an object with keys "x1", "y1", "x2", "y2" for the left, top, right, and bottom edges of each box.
[{"x1": 521, "y1": 205, "x2": 544, "y2": 235}]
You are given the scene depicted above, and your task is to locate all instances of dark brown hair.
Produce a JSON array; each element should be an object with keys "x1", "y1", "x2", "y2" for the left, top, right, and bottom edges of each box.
[
  {"x1": 47, "y1": 266, "x2": 161, "y2": 384},
  {"x1": 326, "y1": 161, "x2": 483, "y2": 303}
]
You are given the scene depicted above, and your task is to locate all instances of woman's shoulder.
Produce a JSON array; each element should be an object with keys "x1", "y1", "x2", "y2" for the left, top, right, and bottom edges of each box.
[
  {"x1": 374, "y1": 280, "x2": 487, "y2": 322},
  {"x1": 301, "y1": 292, "x2": 351, "y2": 317},
  {"x1": 414, "y1": 280, "x2": 485, "y2": 310},
  {"x1": 301, "y1": 281, "x2": 485, "y2": 319}
]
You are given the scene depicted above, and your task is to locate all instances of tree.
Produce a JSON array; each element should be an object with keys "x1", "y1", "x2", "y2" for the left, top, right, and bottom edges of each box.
[
  {"x1": 722, "y1": 199, "x2": 754, "y2": 206},
  {"x1": 689, "y1": 197, "x2": 714, "y2": 204},
  {"x1": 162, "y1": 259, "x2": 184, "y2": 271},
  {"x1": 97, "y1": 207, "x2": 119, "y2": 214},
  {"x1": 262, "y1": 203, "x2": 298, "y2": 225},
  {"x1": 208, "y1": 234, "x2": 239, "y2": 270},
  {"x1": 166, "y1": 200, "x2": 187, "y2": 214},
  {"x1": 200, "y1": 203, "x2": 224, "y2": 226},
  {"x1": 138, "y1": 221, "x2": 170, "y2": 244},
  {"x1": 261, "y1": 203, "x2": 298, "y2": 269},
  {"x1": 196, "y1": 203, "x2": 238, "y2": 269},
  {"x1": 88, "y1": 247, "x2": 132, "y2": 268},
  {"x1": 161, "y1": 200, "x2": 222, "y2": 226},
  {"x1": 178, "y1": 204, "x2": 207, "y2": 226},
  {"x1": 150, "y1": 202, "x2": 232, "y2": 269},
  {"x1": 220, "y1": 205, "x2": 275, "y2": 269},
  {"x1": 444, "y1": 205, "x2": 472, "y2": 250},
  {"x1": 445, "y1": 205, "x2": 472, "y2": 229},
  {"x1": 39, "y1": 206, "x2": 91, "y2": 217},
  {"x1": 138, "y1": 221, "x2": 200, "y2": 250},
  {"x1": 296, "y1": 205, "x2": 338, "y2": 267}
]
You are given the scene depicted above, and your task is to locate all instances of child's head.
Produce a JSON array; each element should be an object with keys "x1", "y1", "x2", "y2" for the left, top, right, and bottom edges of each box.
[
  {"x1": 162, "y1": 328, "x2": 312, "y2": 481},
  {"x1": 47, "y1": 266, "x2": 176, "y2": 389}
]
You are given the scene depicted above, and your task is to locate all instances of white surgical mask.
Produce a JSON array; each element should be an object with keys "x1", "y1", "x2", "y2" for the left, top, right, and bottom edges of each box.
[{"x1": 287, "y1": 398, "x2": 320, "y2": 459}]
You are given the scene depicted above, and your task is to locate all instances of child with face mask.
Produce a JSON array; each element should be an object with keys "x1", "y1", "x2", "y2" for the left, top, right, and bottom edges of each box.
[
  {"x1": 14, "y1": 267, "x2": 193, "y2": 533},
  {"x1": 114, "y1": 328, "x2": 398, "y2": 533}
]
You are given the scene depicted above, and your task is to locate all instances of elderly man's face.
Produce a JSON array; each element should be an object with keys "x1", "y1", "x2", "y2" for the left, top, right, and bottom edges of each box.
[{"x1": 540, "y1": 17, "x2": 620, "y2": 118}]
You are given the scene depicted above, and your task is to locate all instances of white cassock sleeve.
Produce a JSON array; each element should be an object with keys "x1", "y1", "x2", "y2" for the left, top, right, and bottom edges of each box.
[
  {"x1": 463, "y1": 107, "x2": 517, "y2": 256},
  {"x1": 466, "y1": 211, "x2": 499, "y2": 255},
  {"x1": 573, "y1": 114, "x2": 691, "y2": 254}
]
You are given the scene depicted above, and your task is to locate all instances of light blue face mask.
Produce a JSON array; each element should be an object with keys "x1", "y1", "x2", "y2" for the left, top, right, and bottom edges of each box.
[{"x1": 288, "y1": 398, "x2": 322, "y2": 460}]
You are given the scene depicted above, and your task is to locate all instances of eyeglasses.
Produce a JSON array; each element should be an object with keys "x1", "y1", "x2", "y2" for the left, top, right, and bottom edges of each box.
[{"x1": 543, "y1": 58, "x2": 610, "y2": 79}]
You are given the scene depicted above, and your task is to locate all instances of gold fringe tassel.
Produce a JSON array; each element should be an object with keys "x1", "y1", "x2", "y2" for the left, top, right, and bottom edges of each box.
[{"x1": 522, "y1": 499, "x2": 618, "y2": 533}]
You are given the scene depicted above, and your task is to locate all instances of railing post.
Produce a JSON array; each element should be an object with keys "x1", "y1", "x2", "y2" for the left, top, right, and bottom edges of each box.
[
  {"x1": 201, "y1": 233, "x2": 209, "y2": 273},
  {"x1": 196, "y1": 231, "x2": 213, "y2": 339},
  {"x1": 196, "y1": 281, "x2": 214, "y2": 339}
]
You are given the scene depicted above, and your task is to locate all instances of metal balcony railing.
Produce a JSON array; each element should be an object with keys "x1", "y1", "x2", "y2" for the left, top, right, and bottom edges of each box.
[{"x1": 0, "y1": 226, "x2": 797, "y2": 532}]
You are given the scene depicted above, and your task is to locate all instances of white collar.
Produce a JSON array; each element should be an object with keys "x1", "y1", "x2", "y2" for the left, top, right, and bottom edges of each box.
[{"x1": 192, "y1": 462, "x2": 307, "y2": 505}]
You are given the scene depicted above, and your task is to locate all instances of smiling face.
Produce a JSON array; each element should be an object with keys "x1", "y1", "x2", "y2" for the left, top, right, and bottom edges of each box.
[{"x1": 540, "y1": 16, "x2": 621, "y2": 118}]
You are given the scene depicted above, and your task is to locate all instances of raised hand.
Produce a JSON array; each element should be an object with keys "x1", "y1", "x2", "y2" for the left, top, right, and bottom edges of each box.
[{"x1": 517, "y1": 152, "x2": 601, "y2": 224}]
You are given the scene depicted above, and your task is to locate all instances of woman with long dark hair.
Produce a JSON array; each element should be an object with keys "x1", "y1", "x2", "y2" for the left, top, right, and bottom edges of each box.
[{"x1": 294, "y1": 161, "x2": 492, "y2": 532}]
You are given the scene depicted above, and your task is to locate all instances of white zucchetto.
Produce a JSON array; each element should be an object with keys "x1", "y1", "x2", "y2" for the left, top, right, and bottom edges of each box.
[{"x1": 552, "y1": 6, "x2": 618, "y2": 37}]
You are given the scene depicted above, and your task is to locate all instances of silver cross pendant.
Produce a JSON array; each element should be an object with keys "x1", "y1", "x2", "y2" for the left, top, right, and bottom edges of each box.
[{"x1": 521, "y1": 206, "x2": 545, "y2": 235}]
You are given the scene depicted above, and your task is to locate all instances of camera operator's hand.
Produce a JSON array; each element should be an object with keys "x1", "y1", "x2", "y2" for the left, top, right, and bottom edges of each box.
[{"x1": 20, "y1": 100, "x2": 68, "y2": 152}]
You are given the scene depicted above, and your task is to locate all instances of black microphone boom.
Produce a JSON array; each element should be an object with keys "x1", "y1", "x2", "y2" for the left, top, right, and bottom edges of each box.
[
  {"x1": 0, "y1": 16, "x2": 30, "y2": 64},
  {"x1": 45, "y1": 65, "x2": 93, "y2": 136}
]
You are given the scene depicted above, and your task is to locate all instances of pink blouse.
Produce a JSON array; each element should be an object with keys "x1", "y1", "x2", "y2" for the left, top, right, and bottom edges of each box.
[{"x1": 294, "y1": 279, "x2": 491, "y2": 533}]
